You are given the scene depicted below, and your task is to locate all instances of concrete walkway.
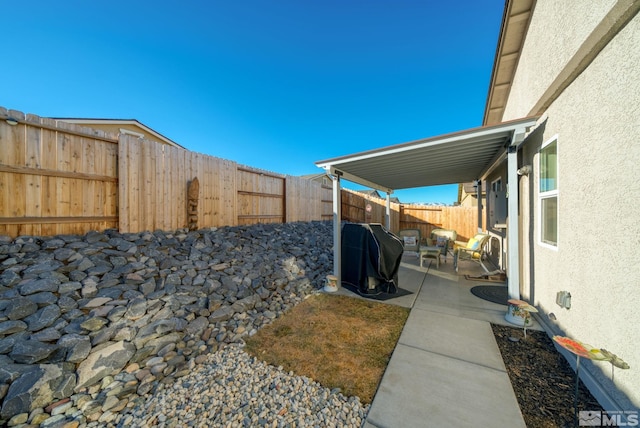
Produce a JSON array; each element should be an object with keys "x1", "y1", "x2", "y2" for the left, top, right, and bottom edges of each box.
[{"x1": 335, "y1": 254, "x2": 535, "y2": 428}]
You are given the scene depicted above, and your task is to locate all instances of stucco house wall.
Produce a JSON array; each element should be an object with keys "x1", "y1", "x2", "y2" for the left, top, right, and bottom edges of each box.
[
  {"x1": 503, "y1": 3, "x2": 639, "y2": 411},
  {"x1": 502, "y1": 0, "x2": 617, "y2": 119}
]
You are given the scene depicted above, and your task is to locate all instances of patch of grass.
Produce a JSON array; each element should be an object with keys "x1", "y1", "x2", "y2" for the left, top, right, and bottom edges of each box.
[{"x1": 244, "y1": 293, "x2": 409, "y2": 404}]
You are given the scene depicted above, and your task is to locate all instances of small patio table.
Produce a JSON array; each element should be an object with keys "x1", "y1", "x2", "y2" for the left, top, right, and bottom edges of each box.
[{"x1": 420, "y1": 246, "x2": 442, "y2": 268}]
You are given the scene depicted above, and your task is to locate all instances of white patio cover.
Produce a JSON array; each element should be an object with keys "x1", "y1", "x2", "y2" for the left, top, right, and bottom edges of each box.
[{"x1": 315, "y1": 116, "x2": 539, "y2": 320}]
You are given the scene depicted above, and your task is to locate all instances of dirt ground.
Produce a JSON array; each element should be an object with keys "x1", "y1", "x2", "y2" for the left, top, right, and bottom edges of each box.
[{"x1": 492, "y1": 324, "x2": 606, "y2": 428}]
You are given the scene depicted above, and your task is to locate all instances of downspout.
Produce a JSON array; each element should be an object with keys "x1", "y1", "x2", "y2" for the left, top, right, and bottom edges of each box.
[{"x1": 332, "y1": 172, "x2": 342, "y2": 283}]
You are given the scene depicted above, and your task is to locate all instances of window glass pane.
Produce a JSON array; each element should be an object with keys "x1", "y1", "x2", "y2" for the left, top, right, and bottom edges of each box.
[
  {"x1": 541, "y1": 196, "x2": 557, "y2": 245},
  {"x1": 540, "y1": 140, "x2": 557, "y2": 192}
]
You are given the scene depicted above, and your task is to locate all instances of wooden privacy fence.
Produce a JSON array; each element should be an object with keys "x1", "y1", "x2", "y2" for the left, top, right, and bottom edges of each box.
[
  {"x1": 119, "y1": 135, "x2": 237, "y2": 232},
  {"x1": 119, "y1": 136, "x2": 329, "y2": 232},
  {"x1": 0, "y1": 107, "x2": 331, "y2": 237},
  {"x1": 341, "y1": 189, "x2": 401, "y2": 230},
  {"x1": 399, "y1": 204, "x2": 478, "y2": 243},
  {"x1": 0, "y1": 106, "x2": 478, "y2": 239},
  {"x1": 338, "y1": 188, "x2": 477, "y2": 241},
  {"x1": 0, "y1": 110, "x2": 119, "y2": 237}
]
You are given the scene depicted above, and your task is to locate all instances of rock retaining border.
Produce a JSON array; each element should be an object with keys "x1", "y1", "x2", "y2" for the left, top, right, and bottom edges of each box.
[{"x1": 0, "y1": 221, "x2": 333, "y2": 426}]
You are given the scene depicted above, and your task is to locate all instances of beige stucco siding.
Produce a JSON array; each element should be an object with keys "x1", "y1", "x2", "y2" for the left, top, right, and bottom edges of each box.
[
  {"x1": 503, "y1": 0, "x2": 617, "y2": 119},
  {"x1": 518, "y1": 15, "x2": 640, "y2": 409}
]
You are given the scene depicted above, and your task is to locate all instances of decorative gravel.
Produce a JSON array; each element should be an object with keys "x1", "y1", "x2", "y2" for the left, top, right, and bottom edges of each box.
[{"x1": 114, "y1": 343, "x2": 369, "y2": 428}]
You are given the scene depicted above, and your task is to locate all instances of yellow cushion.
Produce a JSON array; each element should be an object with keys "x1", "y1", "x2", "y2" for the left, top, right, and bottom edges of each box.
[{"x1": 466, "y1": 238, "x2": 478, "y2": 249}]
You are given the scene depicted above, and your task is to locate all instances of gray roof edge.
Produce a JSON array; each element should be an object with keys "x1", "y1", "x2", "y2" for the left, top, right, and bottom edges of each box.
[{"x1": 315, "y1": 116, "x2": 540, "y2": 167}]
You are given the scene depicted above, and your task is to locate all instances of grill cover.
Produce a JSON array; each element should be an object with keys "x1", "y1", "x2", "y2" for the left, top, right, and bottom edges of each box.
[{"x1": 341, "y1": 223, "x2": 404, "y2": 295}]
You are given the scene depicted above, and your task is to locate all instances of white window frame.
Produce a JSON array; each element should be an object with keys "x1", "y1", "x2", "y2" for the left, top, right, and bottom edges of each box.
[{"x1": 538, "y1": 134, "x2": 559, "y2": 250}]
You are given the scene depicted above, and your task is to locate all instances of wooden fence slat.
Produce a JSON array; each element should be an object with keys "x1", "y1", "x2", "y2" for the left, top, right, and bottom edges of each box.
[
  {"x1": 118, "y1": 136, "x2": 130, "y2": 232},
  {"x1": 40, "y1": 120, "x2": 57, "y2": 170},
  {"x1": 141, "y1": 140, "x2": 154, "y2": 230},
  {"x1": 130, "y1": 137, "x2": 141, "y2": 232},
  {"x1": 0, "y1": 172, "x2": 6, "y2": 220},
  {"x1": 25, "y1": 124, "x2": 41, "y2": 169},
  {"x1": 199, "y1": 154, "x2": 210, "y2": 226},
  {"x1": 154, "y1": 143, "x2": 164, "y2": 231}
]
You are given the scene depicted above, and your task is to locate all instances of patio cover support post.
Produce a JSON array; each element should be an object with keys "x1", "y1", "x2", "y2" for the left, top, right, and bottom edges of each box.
[
  {"x1": 506, "y1": 145, "x2": 520, "y2": 299},
  {"x1": 332, "y1": 173, "x2": 342, "y2": 283},
  {"x1": 505, "y1": 143, "x2": 523, "y2": 325},
  {"x1": 476, "y1": 180, "x2": 483, "y2": 233},
  {"x1": 385, "y1": 192, "x2": 391, "y2": 230}
]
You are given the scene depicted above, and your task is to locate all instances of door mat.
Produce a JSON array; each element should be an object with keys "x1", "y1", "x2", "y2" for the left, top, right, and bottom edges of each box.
[
  {"x1": 470, "y1": 285, "x2": 508, "y2": 305},
  {"x1": 464, "y1": 271, "x2": 506, "y2": 283}
]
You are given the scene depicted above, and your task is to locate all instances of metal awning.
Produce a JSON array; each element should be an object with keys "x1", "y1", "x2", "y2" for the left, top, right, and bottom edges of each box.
[
  {"x1": 315, "y1": 116, "x2": 540, "y2": 321},
  {"x1": 315, "y1": 117, "x2": 539, "y2": 193}
]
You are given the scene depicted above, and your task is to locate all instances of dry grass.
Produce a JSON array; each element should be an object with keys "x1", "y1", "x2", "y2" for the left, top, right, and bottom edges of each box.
[{"x1": 244, "y1": 293, "x2": 409, "y2": 404}]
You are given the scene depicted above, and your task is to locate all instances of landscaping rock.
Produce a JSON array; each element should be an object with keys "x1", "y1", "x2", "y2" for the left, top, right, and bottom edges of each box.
[
  {"x1": 9, "y1": 340, "x2": 57, "y2": 364},
  {"x1": 0, "y1": 363, "x2": 74, "y2": 420},
  {"x1": 0, "y1": 221, "x2": 334, "y2": 425},
  {"x1": 5, "y1": 297, "x2": 37, "y2": 320}
]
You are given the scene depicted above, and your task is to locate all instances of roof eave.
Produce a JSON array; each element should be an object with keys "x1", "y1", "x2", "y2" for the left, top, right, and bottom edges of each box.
[{"x1": 483, "y1": 0, "x2": 537, "y2": 126}]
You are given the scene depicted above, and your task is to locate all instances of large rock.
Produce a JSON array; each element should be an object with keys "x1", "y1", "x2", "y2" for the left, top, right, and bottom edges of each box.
[
  {"x1": 136, "y1": 319, "x2": 176, "y2": 342},
  {"x1": 0, "y1": 269, "x2": 21, "y2": 287},
  {"x1": 18, "y1": 278, "x2": 59, "y2": 296},
  {"x1": 4, "y1": 297, "x2": 37, "y2": 321},
  {"x1": 142, "y1": 332, "x2": 184, "y2": 355},
  {"x1": 30, "y1": 328, "x2": 61, "y2": 343},
  {"x1": 23, "y1": 306, "x2": 61, "y2": 332},
  {"x1": 0, "y1": 321, "x2": 28, "y2": 336},
  {"x1": 208, "y1": 305, "x2": 235, "y2": 323},
  {"x1": 124, "y1": 298, "x2": 147, "y2": 320},
  {"x1": 57, "y1": 334, "x2": 91, "y2": 363},
  {"x1": 231, "y1": 294, "x2": 261, "y2": 313},
  {"x1": 80, "y1": 316, "x2": 108, "y2": 332},
  {"x1": 75, "y1": 341, "x2": 135, "y2": 390},
  {"x1": 184, "y1": 316, "x2": 208, "y2": 337},
  {"x1": 9, "y1": 340, "x2": 57, "y2": 364},
  {"x1": 21, "y1": 260, "x2": 63, "y2": 277},
  {"x1": 25, "y1": 291, "x2": 58, "y2": 307},
  {"x1": 0, "y1": 364, "x2": 74, "y2": 420}
]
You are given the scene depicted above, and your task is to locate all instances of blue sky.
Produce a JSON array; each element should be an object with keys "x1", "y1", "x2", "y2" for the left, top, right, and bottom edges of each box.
[{"x1": 3, "y1": 0, "x2": 504, "y2": 205}]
